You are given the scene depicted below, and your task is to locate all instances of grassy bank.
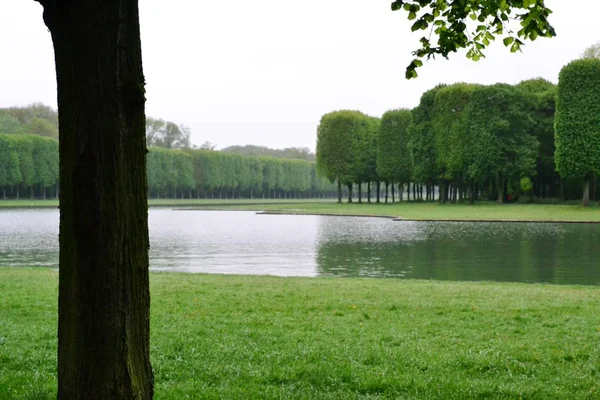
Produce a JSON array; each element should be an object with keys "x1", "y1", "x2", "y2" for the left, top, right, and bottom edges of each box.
[
  {"x1": 1, "y1": 268, "x2": 599, "y2": 399},
  {"x1": 2, "y1": 199, "x2": 600, "y2": 222},
  {"x1": 189, "y1": 201, "x2": 600, "y2": 222}
]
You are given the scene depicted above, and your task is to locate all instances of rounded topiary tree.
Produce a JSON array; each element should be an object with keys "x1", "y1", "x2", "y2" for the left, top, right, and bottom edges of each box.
[{"x1": 555, "y1": 59, "x2": 600, "y2": 206}]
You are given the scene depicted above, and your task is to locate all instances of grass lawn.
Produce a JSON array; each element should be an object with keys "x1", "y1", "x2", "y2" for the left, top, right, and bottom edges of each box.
[
  {"x1": 185, "y1": 201, "x2": 600, "y2": 222},
  {"x1": 2, "y1": 199, "x2": 600, "y2": 222},
  {"x1": 1, "y1": 268, "x2": 599, "y2": 399}
]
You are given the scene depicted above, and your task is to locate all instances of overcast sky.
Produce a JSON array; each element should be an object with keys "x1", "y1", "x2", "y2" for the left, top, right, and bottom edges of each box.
[{"x1": 1, "y1": 1, "x2": 598, "y2": 151}]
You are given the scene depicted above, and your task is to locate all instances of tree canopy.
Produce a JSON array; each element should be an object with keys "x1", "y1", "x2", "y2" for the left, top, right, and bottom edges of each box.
[
  {"x1": 391, "y1": 0, "x2": 556, "y2": 78},
  {"x1": 555, "y1": 58, "x2": 600, "y2": 205}
]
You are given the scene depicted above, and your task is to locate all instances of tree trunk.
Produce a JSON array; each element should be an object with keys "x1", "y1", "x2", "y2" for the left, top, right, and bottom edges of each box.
[
  {"x1": 376, "y1": 181, "x2": 380, "y2": 203},
  {"x1": 391, "y1": 183, "x2": 395, "y2": 203},
  {"x1": 41, "y1": 1, "x2": 153, "y2": 398},
  {"x1": 583, "y1": 179, "x2": 590, "y2": 207},
  {"x1": 347, "y1": 183, "x2": 353, "y2": 203},
  {"x1": 358, "y1": 182, "x2": 362, "y2": 203},
  {"x1": 337, "y1": 179, "x2": 342, "y2": 203},
  {"x1": 385, "y1": 183, "x2": 389, "y2": 203},
  {"x1": 496, "y1": 172, "x2": 504, "y2": 203}
]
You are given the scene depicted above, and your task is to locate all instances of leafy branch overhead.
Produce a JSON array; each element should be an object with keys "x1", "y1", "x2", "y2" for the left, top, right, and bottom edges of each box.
[{"x1": 391, "y1": 0, "x2": 556, "y2": 78}]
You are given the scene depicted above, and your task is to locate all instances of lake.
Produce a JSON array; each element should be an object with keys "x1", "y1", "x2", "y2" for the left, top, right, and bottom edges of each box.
[{"x1": 1, "y1": 208, "x2": 599, "y2": 285}]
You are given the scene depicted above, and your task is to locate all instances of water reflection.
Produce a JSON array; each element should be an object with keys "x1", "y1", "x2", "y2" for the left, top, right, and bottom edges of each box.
[
  {"x1": 0, "y1": 209, "x2": 598, "y2": 285},
  {"x1": 316, "y1": 219, "x2": 600, "y2": 285}
]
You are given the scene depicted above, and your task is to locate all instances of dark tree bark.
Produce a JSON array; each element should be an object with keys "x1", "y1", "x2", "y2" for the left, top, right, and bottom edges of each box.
[
  {"x1": 583, "y1": 179, "x2": 590, "y2": 207},
  {"x1": 38, "y1": 0, "x2": 153, "y2": 399},
  {"x1": 337, "y1": 179, "x2": 342, "y2": 203},
  {"x1": 496, "y1": 172, "x2": 504, "y2": 203},
  {"x1": 384, "y1": 183, "x2": 388, "y2": 203},
  {"x1": 347, "y1": 183, "x2": 353, "y2": 203},
  {"x1": 376, "y1": 181, "x2": 380, "y2": 203},
  {"x1": 358, "y1": 182, "x2": 362, "y2": 203}
]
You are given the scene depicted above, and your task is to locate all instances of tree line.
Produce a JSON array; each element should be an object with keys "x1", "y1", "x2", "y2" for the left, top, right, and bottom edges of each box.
[
  {"x1": 317, "y1": 71, "x2": 600, "y2": 206},
  {"x1": 0, "y1": 134, "x2": 59, "y2": 199},
  {"x1": 0, "y1": 133, "x2": 336, "y2": 200},
  {"x1": 147, "y1": 148, "x2": 336, "y2": 199}
]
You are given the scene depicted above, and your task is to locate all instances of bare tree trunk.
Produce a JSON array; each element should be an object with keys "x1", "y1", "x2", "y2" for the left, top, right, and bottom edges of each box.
[
  {"x1": 496, "y1": 172, "x2": 504, "y2": 204},
  {"x1": 41, "y1": 0, "x2": 153, "y2": 398},
  {"x1": 358, "y1": 182, "x2": 362, "y2": 203},
  {"x1": 347, "y1": 183, "x2": 353, "y2": 203},
  {"x1": 367, "y1": 181, "x2": 371, "y2": 203},
  {"x1": 337, "y1": 179, "x2": 342, "y2": 203},
  {"x1": 583, "y1": 179, "x2": 590, "y2": 207},
  {"x1": 376, "y1": 181, "x2": 380, "y2": 203}
]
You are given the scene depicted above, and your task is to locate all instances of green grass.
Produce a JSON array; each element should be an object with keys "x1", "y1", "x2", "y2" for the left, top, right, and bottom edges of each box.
[
  {"x1": 190, "y1": 201, "x2": 600, "y2": 222},
  {"x1": 3, "y1": 199, "x2": 599, "y2": 222},
  {"x1": 1, "y1": 268, "x2": 599, "y2": 399}
]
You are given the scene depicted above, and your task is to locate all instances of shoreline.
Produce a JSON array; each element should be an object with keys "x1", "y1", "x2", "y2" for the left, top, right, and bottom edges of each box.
[{"x1": 255, "y1": 210, "x2": 600, "y2": 223}]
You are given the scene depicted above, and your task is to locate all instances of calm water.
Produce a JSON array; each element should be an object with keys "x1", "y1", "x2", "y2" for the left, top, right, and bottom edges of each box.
[{"x1": 0, "y1": 209, "x2": 599, "y2": 285}]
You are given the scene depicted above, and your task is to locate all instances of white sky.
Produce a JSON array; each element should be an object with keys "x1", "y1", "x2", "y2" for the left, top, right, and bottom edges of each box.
[{"x1": 1, "y1": 1, "x2": 598, "y2": 151}]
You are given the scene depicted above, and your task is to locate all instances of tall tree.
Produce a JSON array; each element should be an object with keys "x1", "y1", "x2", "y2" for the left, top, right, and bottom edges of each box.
[
  {"x1": 35, "y1": 0, "x2": 153, "y2": 398},
  {"x1": 517, "y1": 78, "x2": 559, "y2": 199},
  {"x1": 407, "y1": 85, "x2": 446, "y2": 200},
  {"x1": 432, "y1": 83, "x2": 478, "y2": 202},
  {"x1": 377, "y1": 109, "x2": 412, "y2": 200},
  {"x1": 464, "y1": 84, "x2": 538, "y2": 202},
  {"x1": 316, "y1": 110, "x2": 364, "y2": 203},
  {"x1": 555, "y1": 59, "x2": 600, "y2": 206}
]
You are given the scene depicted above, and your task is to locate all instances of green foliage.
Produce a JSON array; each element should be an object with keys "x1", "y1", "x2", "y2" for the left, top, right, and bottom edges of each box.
[
  {"x1": 391, "y1": 0, "x2": 556, "y2": 78},
  {"x1": 377, "y1": 109, "x2": 412, "y2": 184},
  {"x1": 0, "y1": 103, "x2": 58, "y2": 137},
  {"x1": 520, "y1": 176, "x2": 533, "y2": 193},
  {"x1": 316, "y1": 110, "x2": 368, "y2": 185},
  {"x1": 555, "y1": 59, "x2": 600, "y2": 181},
  {"x1": 222, "y1": 145, "x2": 315, "y2": 161},
  {"x1": 0, "y1": 115, "x2": 23, "y2": 135},
  {"x1": 432, "y1": 83, "x2": 478, "y2": 184},
  {"x1": 407, "y1": 85, "x2": 446, "y2": 184},
  {"x1": 463, "y1": 84, "x2": 538, "y2": 189},
  {"x1": 517, "y1": 78, "x2": 558, "y2": 194}
]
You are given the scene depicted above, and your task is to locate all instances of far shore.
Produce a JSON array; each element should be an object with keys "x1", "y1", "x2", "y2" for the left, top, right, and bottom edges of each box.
[{"x1": 2, "y1": 198, "x2": 600, "y2": 223}]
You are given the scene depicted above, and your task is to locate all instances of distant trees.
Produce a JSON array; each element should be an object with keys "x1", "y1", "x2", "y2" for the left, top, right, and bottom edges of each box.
[
  {"x1": 0, "y1": 134, "x2": 59, "y2": 199},
  {"x1": 555, "y1": 59, "x2": 600, "y2": 206},
  {"x1": 0, "y1": 134, "x2": 334, "y2": 200},
  {"x1": 145, "y1": 148, "x2": 334, "y2": 200},
  {"x1": 145, "y1": 117, "x2": 191, "y2": 149},
  {"x1": 0, "y1": 103, "x2": 58, "y2": 138},
  {"x1": 581, "y1": 42, "x2": 600, "y2": 60},
  {"x1": 222, "y1": 144, "x2": 315, "y2": 161}
]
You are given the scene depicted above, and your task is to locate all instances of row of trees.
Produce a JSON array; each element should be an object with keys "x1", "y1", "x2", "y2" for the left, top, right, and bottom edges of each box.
[
  {"x1": 147, "y1": 148, "x2": 336, "y2": 199},
  {"x1": 0, "y1": 134, "x2": 336, "y2": 200},
  {"x1": 317, "y1": 75, "x2": 599, "y2": 205},
  {"x1": 0, "y1": 134, "x2": 59, "y2": 199}
]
